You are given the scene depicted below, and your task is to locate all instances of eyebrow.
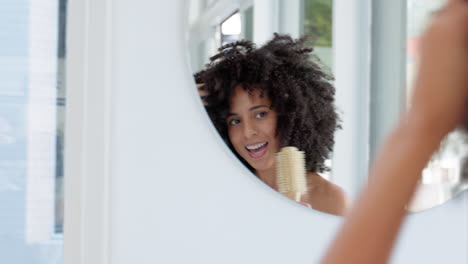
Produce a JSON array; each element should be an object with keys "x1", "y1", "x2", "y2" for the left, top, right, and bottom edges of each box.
[{"x1": 227, "y1": 105, "x2": 269, "y2": 117}]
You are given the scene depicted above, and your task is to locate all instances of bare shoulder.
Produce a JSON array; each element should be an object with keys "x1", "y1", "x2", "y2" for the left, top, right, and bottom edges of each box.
[{"x1": 304, "y1": 173, "x2": 349, "y2": 216}]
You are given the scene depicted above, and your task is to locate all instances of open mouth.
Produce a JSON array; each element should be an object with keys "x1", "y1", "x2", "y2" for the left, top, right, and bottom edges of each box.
[{"x1": 245, "y1": 142, "x2": 268, "y2": 158}]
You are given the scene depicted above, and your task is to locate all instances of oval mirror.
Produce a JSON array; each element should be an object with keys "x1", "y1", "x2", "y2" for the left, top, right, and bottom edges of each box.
[{"x1": 187, "y1": 0, "x2": 468, "y2": 216}]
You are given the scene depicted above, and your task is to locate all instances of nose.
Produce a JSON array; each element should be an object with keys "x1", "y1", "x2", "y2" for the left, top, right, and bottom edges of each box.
[{"x1": 242, "y1": 120, "x2": 258, "y2": 139}]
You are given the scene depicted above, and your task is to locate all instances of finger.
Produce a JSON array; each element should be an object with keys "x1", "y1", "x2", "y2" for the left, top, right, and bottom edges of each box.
[
  {"x1": 443, "y1": 0, "x2": 466, "y2": 10},
  {"x1": 443, "y1": 0, "x2": 467, "y2": 12},
  {"x1": 439, "y1": 3, "x2": 468, "y2": 28},
  {"x1": 432, "y1": 0, "x2": 466, "y2": 17},
  {"x1": 196, "y1": 83, "x2": 206, "y2": 91},
  {"x1": 428, "y1": 1, "x2": 468, "y2": 32},
  {"x1": 196, "y1": 83, "x2": 209, "y2": 106},
  {"x1": 447, "y1": 0, "x2": 466, "y2": 5}
]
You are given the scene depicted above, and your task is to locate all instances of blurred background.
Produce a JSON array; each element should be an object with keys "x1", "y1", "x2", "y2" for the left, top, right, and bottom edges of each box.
[{"x1": 0, "y1": 0, "x2": 466, "y2": 263}]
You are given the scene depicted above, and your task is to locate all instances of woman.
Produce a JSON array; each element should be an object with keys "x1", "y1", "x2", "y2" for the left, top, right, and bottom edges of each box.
[
  {"x1": 322, "y1": 0, "x2": 468, "y2": 263},
  {"x1": 195, "y1": 34, "x2": 347, "y2": 216}
]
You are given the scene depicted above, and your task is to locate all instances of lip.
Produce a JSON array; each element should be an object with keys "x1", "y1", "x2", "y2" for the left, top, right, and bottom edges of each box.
[
  {"x1": 245, "y1": 142, "x2": 269, "y2": 159},
  {"x1": 245, "y1": 141, "x2": 267, "y2": 149}
]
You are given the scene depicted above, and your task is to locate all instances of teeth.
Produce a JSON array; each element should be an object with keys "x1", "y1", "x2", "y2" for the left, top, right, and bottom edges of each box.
[{"x1": 246, "y1": 142, "x2": 267, "y2": 150}]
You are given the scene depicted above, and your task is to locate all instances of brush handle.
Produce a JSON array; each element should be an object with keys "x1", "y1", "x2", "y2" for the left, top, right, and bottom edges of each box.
[
  {"x1": 284, "y1": 190, "x2": 303, "y2": 202},
  {"x1": 276, "y1": 146, "x2": 308, "y2": 200},
  {"x1": 293, "y1": 191, "x2": 302, "y2": 202}
]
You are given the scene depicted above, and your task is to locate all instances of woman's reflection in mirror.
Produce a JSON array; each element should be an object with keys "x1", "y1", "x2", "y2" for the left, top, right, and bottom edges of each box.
[{"x1": 194, "y1": 33, "x2": 347, "y2": 216}]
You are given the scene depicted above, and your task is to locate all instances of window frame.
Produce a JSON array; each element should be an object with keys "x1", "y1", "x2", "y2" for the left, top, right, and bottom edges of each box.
[
  {"x1": 63, "y1": 0, "x2": 112, "y2": 263},
  {"x1": 330, "y1": 0, "x2": 372, "y2": 198}
]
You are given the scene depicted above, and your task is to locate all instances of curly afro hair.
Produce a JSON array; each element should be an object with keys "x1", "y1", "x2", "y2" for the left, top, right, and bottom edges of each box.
[{"x1": 194, "y1": 33, "x2": 340, "y2": 173}]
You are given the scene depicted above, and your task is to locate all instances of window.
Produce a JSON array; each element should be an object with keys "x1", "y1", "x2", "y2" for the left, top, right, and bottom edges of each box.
[
  {"x1": 303, "y1": 0, "x2": 333, "y2": 70},
  {"x1": 220, "y1": 12, "x2": 242, "y2": 46},
  {"x1": 0, "y1": 0, "x2": 66, "y2": 262}
]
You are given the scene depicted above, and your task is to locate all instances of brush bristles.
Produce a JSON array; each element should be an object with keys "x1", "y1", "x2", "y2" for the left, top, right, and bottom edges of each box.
[{"x1": 276, "y1": 146, "x2": 308, "y2": 201}]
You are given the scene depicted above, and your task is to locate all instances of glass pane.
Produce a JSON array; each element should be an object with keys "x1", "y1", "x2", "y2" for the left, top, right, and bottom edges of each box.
[
  {"x1": 243, "y1": 6, "x2": 254, "y2": 42},
  {"x1": 303, "y1": 0, "x2": 333, "y2": 70},
  {"x1": 0, "y1": 0, "x2": 66, "y2": 262},
  {"x1": 302, "y1": 0, "x2": 333, "y2": 180},
  {"x1": 220, "y1": 12, "x2": 242, "y2": 46}
]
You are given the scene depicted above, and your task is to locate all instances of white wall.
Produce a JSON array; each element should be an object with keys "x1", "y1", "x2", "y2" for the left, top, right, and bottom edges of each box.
[
  {"x1": 111, "y1": 1, "x2": 341, "y2": 263},
  {"x1": 105, "y1": 1, "x2": 468, "y2": 264}
]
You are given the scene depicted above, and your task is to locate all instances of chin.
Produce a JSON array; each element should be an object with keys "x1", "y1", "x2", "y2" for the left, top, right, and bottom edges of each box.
[
  {"x1": 239, "y1": 150, "x2": 274, "y2": 171},
  {"x1": 249, "y1": 160, "x2": 273, "y2": 172}
]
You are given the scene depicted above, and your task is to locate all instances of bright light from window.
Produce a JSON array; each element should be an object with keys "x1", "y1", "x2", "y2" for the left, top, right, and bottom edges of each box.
[{"x1": 221, "y1": 13, "x2": 241, "y2": 35}]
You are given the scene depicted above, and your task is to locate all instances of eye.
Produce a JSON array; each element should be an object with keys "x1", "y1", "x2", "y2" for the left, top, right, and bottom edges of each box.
[
  {"x1": 255, "y1": 112, "x2": 267, "y2": 118},
  {"x1": 228, "y1": 119, "x2": 240, "y2": 126}
]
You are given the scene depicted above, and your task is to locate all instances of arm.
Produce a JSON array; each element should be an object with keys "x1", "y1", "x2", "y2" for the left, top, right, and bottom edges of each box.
[
  {"x1": 322, "y1": 116, "x2": 444, "y2": 264},
  {"x1": 321, "y1": 1, "x2": 468, "y2": 263}
]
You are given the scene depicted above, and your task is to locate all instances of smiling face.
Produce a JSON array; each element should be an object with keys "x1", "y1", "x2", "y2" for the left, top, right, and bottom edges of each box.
[{"x1": 227, "y1": 85, "x2": 280, "y2": 173}]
